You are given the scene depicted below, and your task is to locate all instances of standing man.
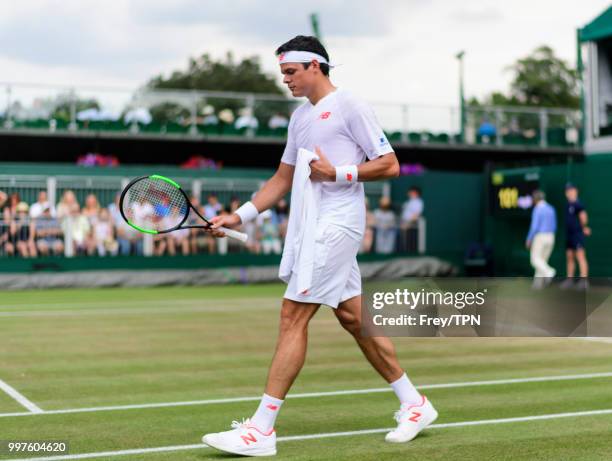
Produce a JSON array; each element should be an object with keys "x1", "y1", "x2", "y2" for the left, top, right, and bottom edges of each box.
[
  {"x1": 560, "y1": 183, "x2": 591, "y2": 290},
  {"x1": 202, "y1": 35, "x2": 438, "y2": 457},
  {"x1": 526, "y1": 190, "x2": 557, "y2": 289}
]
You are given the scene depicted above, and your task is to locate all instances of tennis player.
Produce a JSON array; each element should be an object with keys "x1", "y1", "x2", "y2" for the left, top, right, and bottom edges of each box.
[{"x1": 202, "y1": 35, "x2": 438, "y2": 456}]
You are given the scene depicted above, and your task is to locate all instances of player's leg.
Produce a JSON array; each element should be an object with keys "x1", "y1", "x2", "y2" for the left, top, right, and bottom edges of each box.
[
  {"x1": 264, "y1": 298, "x2": 320, "y2": 398},
  {"x1": 335, "y1": 261, "x2": 437, "y2": 443},
  {"x1": 202, "y1": 298, "x2": 319, "y2": 456},
  {"x1": 575, "y1": 247, "x2": 589, "y2": 289},
  {"x1": 334, "y1": 295, "x2": 404, "y2": 382}
]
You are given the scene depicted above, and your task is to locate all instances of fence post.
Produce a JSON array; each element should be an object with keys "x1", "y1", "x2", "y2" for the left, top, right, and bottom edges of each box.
[
  {"x1": 246, "y1": 95, "x2": 255, "y2": 138},
  {"x1": 4, "y1": 85, "x2": 14, "y2": 129},
  {"x1": 47, "y1": 177, "x2": 57, "y2": 209},
  {"x1": 495, "y1": 108, "x2": 503, "y2": 146},
  {"x1": 192, "y1": 179, "x2": 202, "y2": 203},
  {"x1": 68, "y1": 89, "x2": 77, "y2": 132},
  {"x1": 539, "y1": 109, "x2": 548, "y2": 148},
  {"x1": 64, "y1": 217, "x2": 74, "y2": 257},
  {"x1": 189, "y1": 91, "x2": 198, "y2": 136}
]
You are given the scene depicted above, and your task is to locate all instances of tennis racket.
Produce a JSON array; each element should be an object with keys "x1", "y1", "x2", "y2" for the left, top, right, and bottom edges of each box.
[{"x1": 119, "y1": 175, "x2": 248, "y2": 243}]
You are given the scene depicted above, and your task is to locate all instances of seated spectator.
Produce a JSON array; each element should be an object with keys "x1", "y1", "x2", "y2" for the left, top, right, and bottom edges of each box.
[
  {"x1": 374, "y1": 197, "x2": 397, "y2": 254},
  {"x1": 268, "y1": 113, "x2": 289, "y2": 130},
  {"x1": 259, "y1": 212, "x2": 281, "y2": 255},
  {"x1": 201, "y1": 105, "x2": 218, "y2": 126},
  {"x1": 108, "y1": 193, "x2": 142, "y2": 256},
  {"x1": 30, "y1": 190, "x2": 56, "y2": 219},
  {"x1": 10, "y1": 202, "x2": 37, "y2": 258},
  {"x1": 56, "y1": 190, "x2": 79, "y2": 221},
  {"x1": 5, "y1": 192, "x2": 21, "y2": 221},
  {"x1": 274, "y1": 199, "x2": 289, "y2": 241},
  {"x1": 34, "y1": 206, "x2": 64, "y2": 256},
  {"x1": 0, "y1": 191, "x2": 13, "y2": 256},
  {"x1": 83, "y1": 193, "x2": 101, "y2": 224},
  {"x1": 62, "y1": 205, "x2": 92, "y2": 255},
  {"x1": 235, "y1": 107, "x2": 259, "y2": 130},
  {"x1": 93, "y1": 208, "x2": 118, "y2": 256}
]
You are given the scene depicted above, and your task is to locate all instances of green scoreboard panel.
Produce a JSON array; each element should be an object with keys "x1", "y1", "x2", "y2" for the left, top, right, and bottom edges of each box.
[{"x1": 490, "y1": 168, "x2": 540, "y2": 216}]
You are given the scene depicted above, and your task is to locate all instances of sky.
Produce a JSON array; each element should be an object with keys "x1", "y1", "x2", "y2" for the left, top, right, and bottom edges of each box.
[{"x1": 0, "y1": 0, "x2": 609, "y2": 127}]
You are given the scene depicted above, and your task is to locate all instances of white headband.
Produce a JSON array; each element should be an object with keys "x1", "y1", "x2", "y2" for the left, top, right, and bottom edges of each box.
[{"x1": 277, "y1": 50, "x2": 336, "y2": 68}]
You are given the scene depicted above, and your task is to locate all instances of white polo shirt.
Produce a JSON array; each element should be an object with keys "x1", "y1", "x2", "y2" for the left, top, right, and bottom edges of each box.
[{"x1": 281, "y1": 89, "x2": 393, "y2": 240}]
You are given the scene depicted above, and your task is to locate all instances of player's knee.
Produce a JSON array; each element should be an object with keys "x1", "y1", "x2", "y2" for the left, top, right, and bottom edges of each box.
[
  {"x1": 279, "y1": 302, "x2": 312, "y2": 334},
  {"x1": 336, "y1": 309, "x2": 361, "y2": 335}
]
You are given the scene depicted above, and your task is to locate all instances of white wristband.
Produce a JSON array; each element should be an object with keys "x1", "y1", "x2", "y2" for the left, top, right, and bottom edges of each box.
[
  {"x1": 235, "y1": 201, "x2": 259, "y2": 224},
  {"x1": 335, "y1": 165, "x2": 358, "y2": 184}
]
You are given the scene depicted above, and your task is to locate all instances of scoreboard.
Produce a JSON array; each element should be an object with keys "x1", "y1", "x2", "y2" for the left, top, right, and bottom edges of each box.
[{"x1": 490, "y1": 168, "x2": 540, "y2": 216}]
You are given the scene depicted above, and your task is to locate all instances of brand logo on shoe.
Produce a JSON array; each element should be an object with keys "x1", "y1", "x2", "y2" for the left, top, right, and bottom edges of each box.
[
  {"x1": 320, "y1": 111, "x2": 331, "y2": 119},
  {"x1": 408, "y1": 411, "x2": 422, "y2": 422},
  {"x1": 266, "y1": 404, "x2": 278, "y2": 411},
  {"x1": 241, "y1": 432, "x2": 257, "y2": 445}
]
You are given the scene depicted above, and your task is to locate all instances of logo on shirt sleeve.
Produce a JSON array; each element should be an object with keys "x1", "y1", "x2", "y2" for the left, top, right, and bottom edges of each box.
[{"x1": 379, "y1": 135, "x2": 389, "y2": 147}]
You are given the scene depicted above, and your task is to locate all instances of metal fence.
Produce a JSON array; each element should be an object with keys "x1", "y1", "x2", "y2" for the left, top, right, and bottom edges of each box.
[{"x1": 0, "y1": 82, "x2": 581, "y2": 148}]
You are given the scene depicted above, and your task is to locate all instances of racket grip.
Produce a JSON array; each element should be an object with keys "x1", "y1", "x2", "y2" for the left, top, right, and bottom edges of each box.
[{"x1": 219, "y1": 227, "x2": 248, "y2": 243}]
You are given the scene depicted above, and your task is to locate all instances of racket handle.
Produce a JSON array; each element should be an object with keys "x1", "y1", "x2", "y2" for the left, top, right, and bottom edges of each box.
[{"x1": 219, "y1": 226, "x2": 248, "y2": 243}]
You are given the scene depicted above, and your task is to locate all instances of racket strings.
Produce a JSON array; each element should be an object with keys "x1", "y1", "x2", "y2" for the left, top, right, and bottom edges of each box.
[{"x1": 123, "y1": 178, "x2": 187, "y2": 232}]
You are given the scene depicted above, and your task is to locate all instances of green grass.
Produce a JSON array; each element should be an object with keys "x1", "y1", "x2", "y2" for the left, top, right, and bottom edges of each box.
[{"x1": 1, "y1": 284, "x2": 612, "y2": 460}]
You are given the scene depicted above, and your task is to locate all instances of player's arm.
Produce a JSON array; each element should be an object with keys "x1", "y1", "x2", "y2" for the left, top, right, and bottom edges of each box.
[
  {"x1": 209, "y1": 162, "x2": 294, "y2": 234},
  {"x1": 310, "y1": 147, "x2": 399, "y2": 182}
]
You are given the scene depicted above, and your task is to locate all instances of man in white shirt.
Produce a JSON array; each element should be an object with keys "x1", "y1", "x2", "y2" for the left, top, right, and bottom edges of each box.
[
  {"x1": 30, "y1": 190, "x2": 56, "y2": 219},
  {"x1": 400, "y1": 186, "x2": 424, "y2": 252},
  {"x1": 202, "y1": 35, "x2": 437, "y2": 457}
]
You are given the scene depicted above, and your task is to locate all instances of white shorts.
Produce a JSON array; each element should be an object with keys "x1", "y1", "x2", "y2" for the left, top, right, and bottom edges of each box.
[{"x1": 284, "y1": 223, "x2": 362, "y2": 308}]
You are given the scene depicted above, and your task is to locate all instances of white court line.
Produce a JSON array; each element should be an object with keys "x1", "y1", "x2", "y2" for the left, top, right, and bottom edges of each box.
[
  {"x1": 1, "y1": 371, "x2": 611, "y2": 418},
  {"x1": 5, "y1": 407, "x2": 612, "y2": 461},
  {"x1": 0, "y1": 378, "x2": 43, "y2": 413}
]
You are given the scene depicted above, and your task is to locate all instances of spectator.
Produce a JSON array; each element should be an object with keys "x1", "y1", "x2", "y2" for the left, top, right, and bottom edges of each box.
[
  {"x1": 5, "y1": 192, "x2": 21, "y2": 221},
  {"x1": 34, "y1": 206, "x2": 64, "y2": 256},
  {"x1": 56, "y1": 190, "x2": 79, "y2": 221},
  {"x1": 268, "y1": 113, "x2": 289, "y2": 130},
  {"x1": 560, "y1": 184, "x2": 591, "y2": 290},
  {"x1": 201, "y1": 105, "x2": 218, "y2": 126},
  {"x1": 10, "y1": 202, "x2": 36, "y2": 258},
  {"x1": 259, "y1": 212, "x2": 281, "y2": 254},
  {"x1": 30, "y1": 190, "x2": 56, "y2": 218},
  {"x1": 526, "y1": 190, "x2": 557, "y2": 289},
  {"x1": 374, "y1": 197, "x2": 397, "y2": 254},
  {"x1": 400, "y1": 186, "x2": 424, "y2": 252},
  {"x1": 62, "y1": 205, "x2": 92, "y2": 255},
  {"x1": 93, "y1": 208, "x2": 117, "y2": 256},
  {"x1": 235, "y1": 107, "x2": 259, "y2": 130},
  {"x1": 274, "y1": 199, "x2": 289, "y2": 241},
  {"x1": 108, "y1": 193, "x2": 142, "y2": 256},
  {"x1": 83, "y1": 193, "x2": 101, "y2": 223},
  {"x1": 0, "y1": 191, "x2": 11, "y2": 256}
]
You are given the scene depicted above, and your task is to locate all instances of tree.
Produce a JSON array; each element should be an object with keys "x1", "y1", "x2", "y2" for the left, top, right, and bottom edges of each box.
[
  {"x1": 144, "y1": 52, "x2": 289, "y2": 124},
  {"x1": 472, "y1": 46, "x2": 579, "y2": 109}
]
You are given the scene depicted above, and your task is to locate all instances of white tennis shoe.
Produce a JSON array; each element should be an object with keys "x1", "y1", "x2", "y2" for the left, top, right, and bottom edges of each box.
[
  {"x1": 385, "y1": 396, "x2": 438, "y2": 443},
  {"x1": 202, "y1": 418, "x2": 277, "y2": 457}
]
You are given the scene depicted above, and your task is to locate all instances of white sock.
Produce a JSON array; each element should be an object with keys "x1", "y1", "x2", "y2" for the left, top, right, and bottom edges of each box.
[
  {"x1": 250, "y1": 393, "x2": 284, "y2": 433},
  {"x1": 390, "y1": 372, "x2": 422, "y2": 406}
]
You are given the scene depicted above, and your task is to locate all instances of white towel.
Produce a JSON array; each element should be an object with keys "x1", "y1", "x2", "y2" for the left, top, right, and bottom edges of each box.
[{"x1": 279, "y1": 148, "x2": 321, "y2": 293}]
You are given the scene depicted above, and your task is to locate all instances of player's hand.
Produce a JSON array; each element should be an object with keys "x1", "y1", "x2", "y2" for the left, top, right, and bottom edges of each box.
[
  {"x1": 208, "y1": 214, "x2": 241, "y2": 238},
  {"x1": 310, "y1": 146, "x2": 336, "y2": 182},
  {"x1": 583, "y1": 226, "x2": 592, "y2": 236}
]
